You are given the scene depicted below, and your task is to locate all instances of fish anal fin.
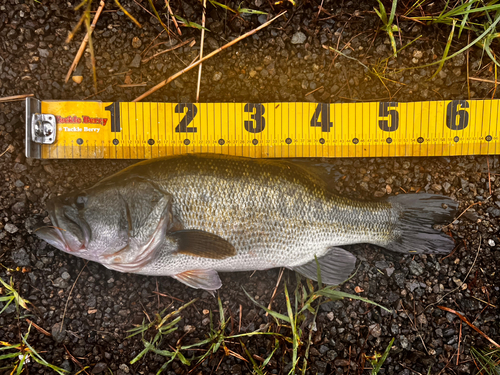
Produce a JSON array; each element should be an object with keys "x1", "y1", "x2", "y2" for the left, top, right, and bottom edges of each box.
[
  {"x1": 171, "y1": 230, "x2": 236, "y2": 259},
  {"x1": 291, "y1": 247, "x2": 357, "y2": 286},
  {"x1": 173, "y1": 269, "x2": 222, "y2": 291}
]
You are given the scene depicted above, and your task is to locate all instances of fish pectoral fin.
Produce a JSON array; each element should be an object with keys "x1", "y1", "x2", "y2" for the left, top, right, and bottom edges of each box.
[
  {"x1": 290, "y1": 247, "x2": 357, "y2": 286},
  {"x1": 173, "y1": 269, "x2": 222, "y2": 291},
  {"x1": 170, "y1": 230, "x2": 236, "y2": 259}
]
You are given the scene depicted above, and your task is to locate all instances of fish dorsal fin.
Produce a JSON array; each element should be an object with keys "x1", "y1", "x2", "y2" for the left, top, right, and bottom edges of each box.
[
  {"x1": 290, "y1": 247, "x2": 357, "y2": 285},
  {"x1": 173, "y1": 269, "x2": 222, "y2": 291},
  {"x1": 170, "y1": 230, "x2": 236, "y2": 259}
]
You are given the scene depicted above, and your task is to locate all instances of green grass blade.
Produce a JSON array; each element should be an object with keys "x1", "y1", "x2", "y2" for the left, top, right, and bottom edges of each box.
[
  {"x1": 372, "y1": 337, "x2": 395, "y2": 374},
  {"x1": 374, "y1": 0, "x2": 388, "y2": 24},
  {"x1": 130, "y1": 342, "x2": 154, "y2": 364},
  {"x1": 208, "y1": 0, "x2": 236, "y2": 13},
  {"x1": 0, "y1": 352, "x2": 21, "y2": 360},
  {"x1": 243, "y1": 288, "x2": 290, "y2": 323},
  {"x1": 217, "y1": 295, "x2": 226, "y2": 329},
  {"x1": 284, "y1": 285, "x2": 298, "y2": 375},
  {"x1": 22, "y1": 333, "x2": 68, "y2": 374},
  {"x1": 314, "y1": 255, "x2": 322, "y2": 290},
  {"x1": 432, "y1": 19, "x2": 456, "y2": 78},
  {"x1": 458, "y1": 0, "x2": 473, "y2": 38},
  {"x1": 237, "y1": 8, "x2": 267, "y2": 15},
  {"x1": 316, "y1": 289, "x2": 391, "y2": 313},
  {"x1": 388, "y1": 0, "x2": 397, "y2": 26}
]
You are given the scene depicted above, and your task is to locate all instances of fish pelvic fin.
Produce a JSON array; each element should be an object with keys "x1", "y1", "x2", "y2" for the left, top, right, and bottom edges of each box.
[
  {"x1": 170, "y1": 230, "x2": 236, "y2": 259},
  {"x1": 173, "y1": 269, "x2": 222, "y2": 292},
  {"x1": 384, "y1": 193, "x2": 458, "y2": 254},
  {"x1": 290, "y1": 247, "x2": 357, "y2": 285}
]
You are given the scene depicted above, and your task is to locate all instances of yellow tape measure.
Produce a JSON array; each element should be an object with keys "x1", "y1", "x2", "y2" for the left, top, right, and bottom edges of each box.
[{"x1": 25, "y1": 97, "x2": 500, "y2": 159}]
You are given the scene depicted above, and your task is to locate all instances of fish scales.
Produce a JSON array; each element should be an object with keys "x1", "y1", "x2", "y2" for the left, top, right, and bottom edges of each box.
[
  {"x1": 111, "y1": 155, "x2": 397, "y2": 274},
  {"x1": 35, "y1": 154, "x2": 458, "y2": 290}
]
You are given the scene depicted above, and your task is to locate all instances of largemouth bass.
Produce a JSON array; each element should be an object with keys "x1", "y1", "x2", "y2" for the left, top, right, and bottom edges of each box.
[{"x1": 35, "y1": 155, "x2": 457, "y2": 291}]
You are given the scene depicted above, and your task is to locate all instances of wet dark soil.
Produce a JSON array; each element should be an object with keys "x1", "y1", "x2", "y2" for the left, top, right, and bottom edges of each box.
[{"x1": 0, "y1": 0, "x2": 499, "y2": 374}]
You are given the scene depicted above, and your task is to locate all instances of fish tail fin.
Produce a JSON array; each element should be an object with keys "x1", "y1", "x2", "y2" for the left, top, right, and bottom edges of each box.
[{"x1": 384, "y1": 193, "x2": 458, "y2": 254}]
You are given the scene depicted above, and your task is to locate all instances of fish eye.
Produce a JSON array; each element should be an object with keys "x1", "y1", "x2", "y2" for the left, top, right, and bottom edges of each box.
[{"x1": 75, "y1": 194, "x2": 88, "y2": 210}]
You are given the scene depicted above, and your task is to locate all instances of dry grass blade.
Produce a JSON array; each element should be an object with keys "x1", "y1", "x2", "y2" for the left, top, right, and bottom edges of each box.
[
  {"x1": 147, "y1": 0, "x2": 170, "y2": 34},
  {"x1": 133, "y1": 11, "x2": 287, "y2": 102},
  {"x1": 165, "y1": 0, "x2": 182, "y2": 35},
  {"x1": 437, "y1": 306, "x2": 500, "y2": 348},
  {"x1": 196, "y1": 0, "x2": 207, "y2": 102},
  {"x1": 25, "y1": 319, "x2": 51, "y2": 337},
  {"x1": 114, "y1": 0, "x2": 142, "y2": 27},
  {"x1": 65, "y1": 0, "x2": 106, "y2": 84},
  {"x1": 0, "y1": 94, "x2": 34, "y2": 103}
]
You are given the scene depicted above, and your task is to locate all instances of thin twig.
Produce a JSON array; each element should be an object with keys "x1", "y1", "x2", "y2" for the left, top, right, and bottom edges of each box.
[
  {"x1": 25, "y1": 319, "x2": 51, "y2": 337},
  {"x1": 142, "y1": 37, "x2": 195, "y2": 63},
  {"x1": 60, "y1": 262, "x2": 88, "y2": 332},
  {"x1": 196, "y1": 0, "x2": 207, "y2": 102},
  {"x1": 305, "y1": 85, "x2": 324, "y2": 97},
  {"x1": 117, "y1": 83, "x2": 147, "y2": 87},
  {"x1": 443, "y1": 198, "x2": 491, "y2": 229},
  {"x1": 152, "y1": 290, "x2": 184, "y2": 302},
  {"x1": 457, "y1": 322, "x2": 462, "y2": 365},
  {"x1": 0, "y1": 94, "x2": 34, "y2": 103},
  {"x1": 238, "y1": 304, "x2": 242, "y2": 333},
  {"x1": 487, "y1": 156, "x2": 492, "y2": 196},
  {"x1": 165, "y1": 0, "x2": 182, "y2": 35},
  {"x1": 265, "y1": 268, "x2": 284, "y2": 317},
  {"x1": 438, "y1": 305, "x2": 500, "y2": 348},
  {"x1": 0, "y1": 144, "x2": 14, "y2": 158},
  {"x1": 469, "y1": 76, "x2": 499, "y2": 85},
  {"x1": 426, "y1": 236, "x2": 482, "y2": 310},
  {"x1": 133, "y1": 11, "x2": 287, "y2": 102},
  {"x1": 65, "y1": 0, "x2": 105, "y2": 83}
]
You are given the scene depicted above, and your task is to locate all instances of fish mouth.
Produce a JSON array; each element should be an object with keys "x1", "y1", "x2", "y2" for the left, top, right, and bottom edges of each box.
[{"x1": 34, "y1": 196, "x2": 91, "y2": 254}]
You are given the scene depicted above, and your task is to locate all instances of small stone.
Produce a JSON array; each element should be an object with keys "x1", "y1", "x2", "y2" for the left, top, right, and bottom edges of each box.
[
  {"x1": 206, "y1": 37, "x2": 219, "y2": 50},
  {"x1": 443, "y1": 182, "x2": 451, "y2": 192},
  {"x1": 249, "y1": 70, "x2": 257, "y2": 78},
  {"x1": 131, "y1": 36, "x2": 142, "y2": 48},
  {"x1": 399, "y1": 335, "x2": 409, "y2": 349},
  {"x1": 38, "y1": 48, "x2": 49, "y2": 58},
  {"x1": 409, "y1": 260, "x2": 424, "y2": 276},
  {"x1": 212, "y1": 71, "x2": 222, "y2": 81},
  {"x1": 369, "y1": 323, "x2": 382, "y2": 338},
  {"x1": 53, "y1": 277, "x2": 69, "y2": 288},
  {"x1": 11, "y1": 247, "x2": 30, "y2": 266},
  {"x1": 43, "y1": 164, "x2": 56, "y2": 175},
  {"x1": 11, "y1": 201, "x2": 26, "y2": 214},
  {"x1": 386, "y1": 267, "x2": 395, "y2": 277},
  {"x1": 92, "y1": 362, "x2": 107, "y2": 374},
  {"x1": 431, "y1": 184, "x2": 442, "y2": 191},
  {"x1": 412, "y1": 50, "x2": 423, "y2": 59},
  {"x1": 326, "y1": 312, "x2": 334, "y2": 321},
  {"x1": 52, "y1": 322, "x2": 66, "y2": 343},
  {"x1": 4, "y1": 223, "x2": 19, "y2": 233},
  {"x1": 334, "y1": 359, "x2": 350, "y2": 367},
  {"x1": 488, "y1": 239, "x2": 495, "y2": 247},
  {"x1": 386, "y1": 185, "x2": 392, "y2": 194},
  {"x1": 129, "y1": 54, "x2": 141, "y2": 68},
  {"x1": 486, "y1": 206, "x2": 500, "y2": 217},
  {"x1": 118, "y1": 364, "x2": 129, "y2": 373},
  {"x1": 61, "y1": 271, "x2": 71, "y2": 280},
  {"x1": 257, "y1": 14, "x2": 267, "y2": 24},
  {"x1": 416, "y1": 314, "x2": 428, "y2": 325},
  {"x1": 291, "y1": 31, "x2": 307, "y2": 44}
]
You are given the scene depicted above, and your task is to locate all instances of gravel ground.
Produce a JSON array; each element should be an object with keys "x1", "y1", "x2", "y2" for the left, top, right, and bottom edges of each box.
[{"x1": 1, "y1": 0, "x2": 499, "y2": 374}]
